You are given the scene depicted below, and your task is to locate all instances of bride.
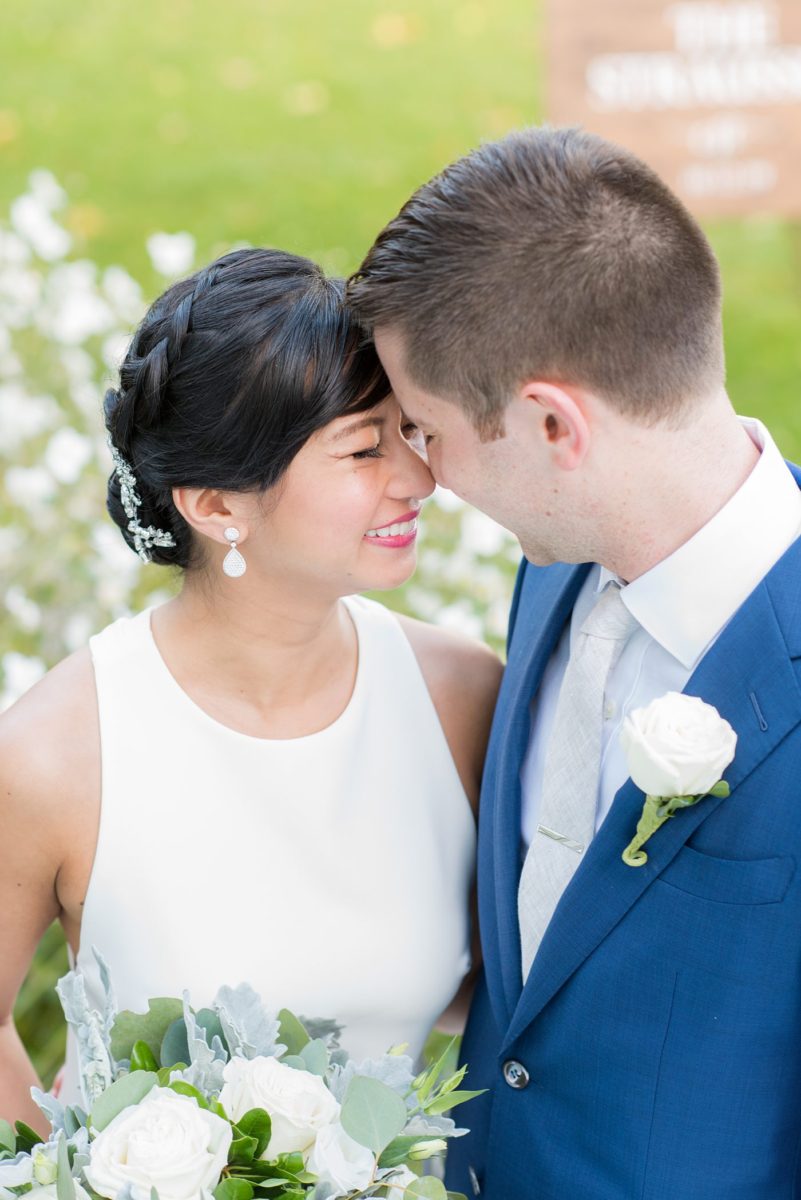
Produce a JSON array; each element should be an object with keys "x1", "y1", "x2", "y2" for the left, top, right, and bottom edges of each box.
[{"x1": 0, "y1": 247, "x2": 501, "y2": 1128}]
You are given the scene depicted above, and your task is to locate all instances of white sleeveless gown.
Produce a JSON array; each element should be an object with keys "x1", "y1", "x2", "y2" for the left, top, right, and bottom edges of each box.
[{"x1": 61, "y1": 596, "x2": 475, "y2": 1103}]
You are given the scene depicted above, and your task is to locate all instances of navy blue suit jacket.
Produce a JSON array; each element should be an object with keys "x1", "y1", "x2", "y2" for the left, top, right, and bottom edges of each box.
[{"x1": 447, "y1": 465, "x2": 801, "y2": 1199}]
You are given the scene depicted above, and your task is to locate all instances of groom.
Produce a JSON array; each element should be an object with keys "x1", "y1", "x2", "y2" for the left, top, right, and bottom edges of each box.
[{"x1": 348, "y1": 126, "x2": 801, "y2": 1198}]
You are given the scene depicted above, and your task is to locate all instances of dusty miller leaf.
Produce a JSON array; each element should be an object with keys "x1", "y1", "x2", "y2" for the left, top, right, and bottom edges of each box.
[
  {"x1": 327, "y1": 1052, "x2": 416, "y2": 1104},
  {"x1": 213, "y1": 984, "x2": 284, "y2": 1060},
  {"x1": 55, "y1": 968, "x2": 114, "y2": 1107},
  {"x1": 170, "y1": 993, "x2": 227, "y2": 1096}
]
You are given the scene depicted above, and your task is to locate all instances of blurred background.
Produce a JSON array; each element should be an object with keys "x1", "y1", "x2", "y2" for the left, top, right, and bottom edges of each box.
[{"x1": 1, "y1": 0, "x2": 799, "y2": 1088}]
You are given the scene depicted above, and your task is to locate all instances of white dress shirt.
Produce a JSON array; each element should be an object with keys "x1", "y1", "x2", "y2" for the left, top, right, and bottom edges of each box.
[{"x1": 521, "y1": 417, "x2": 801, "y2": 848}]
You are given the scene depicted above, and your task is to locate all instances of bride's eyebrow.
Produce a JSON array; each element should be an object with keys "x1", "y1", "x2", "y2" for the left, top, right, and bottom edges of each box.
[{"x1": 330, "y1": 415, "x2": 385, "y2": 441}]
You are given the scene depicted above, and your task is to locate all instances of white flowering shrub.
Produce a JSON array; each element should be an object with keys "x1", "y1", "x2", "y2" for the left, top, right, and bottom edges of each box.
[{"x1": 1, "y1": 173, "x2": 519, "y2": 1080}]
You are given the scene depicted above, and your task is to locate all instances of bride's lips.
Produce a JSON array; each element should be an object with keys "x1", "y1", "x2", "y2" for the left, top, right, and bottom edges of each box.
[{"x1": 363, "y1": 509, "x2": 420, "y2": 548}]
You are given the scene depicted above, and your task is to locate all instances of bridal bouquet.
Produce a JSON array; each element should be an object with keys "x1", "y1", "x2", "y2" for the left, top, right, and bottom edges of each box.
[{"x1": 0, "y1": 955, "x2": 479, "y2": 1200}]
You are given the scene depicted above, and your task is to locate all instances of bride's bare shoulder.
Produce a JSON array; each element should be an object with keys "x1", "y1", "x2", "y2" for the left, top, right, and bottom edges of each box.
[{"x1": 0, "y1": 647, "x2": 99, "y2": 819}]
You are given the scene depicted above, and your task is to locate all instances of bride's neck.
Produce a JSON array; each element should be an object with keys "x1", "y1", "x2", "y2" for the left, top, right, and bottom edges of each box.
[{"x1": 151, "y1": 579, "x2": 355, "y2": 723}]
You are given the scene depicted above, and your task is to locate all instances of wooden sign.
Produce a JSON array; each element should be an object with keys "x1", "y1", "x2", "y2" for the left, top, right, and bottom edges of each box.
[{"x1": 546, "y1": 0, "x2": 801, "y2": 216}]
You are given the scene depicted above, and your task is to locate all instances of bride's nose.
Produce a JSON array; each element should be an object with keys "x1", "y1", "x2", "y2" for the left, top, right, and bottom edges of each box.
[{"x1": 391, "y1": 434, "x2": 436, "y2": 500}]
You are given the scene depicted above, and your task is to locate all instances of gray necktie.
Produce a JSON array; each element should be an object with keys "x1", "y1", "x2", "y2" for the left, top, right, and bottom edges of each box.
[{"x1": 518, "y1": 582, "x2": 637, "y2": 981}]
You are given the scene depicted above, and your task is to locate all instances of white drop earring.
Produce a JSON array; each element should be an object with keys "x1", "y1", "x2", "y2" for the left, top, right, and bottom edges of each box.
[{"x1": 222, "y1": 526, "x2": 247, "y2": 578}]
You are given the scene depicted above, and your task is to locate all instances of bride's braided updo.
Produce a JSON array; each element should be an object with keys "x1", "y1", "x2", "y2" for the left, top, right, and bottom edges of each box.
[{"x1": 104, "y1": 248, "x2": 388, "y2": 569}]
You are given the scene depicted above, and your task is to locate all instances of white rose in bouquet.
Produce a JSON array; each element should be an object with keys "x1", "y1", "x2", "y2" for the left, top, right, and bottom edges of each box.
[
  {"x1": 219, "y1": 1056, "x2": 339, "y2": 1158},
  {"x1": 84, "y1": 1087, "x2": 231, "y2": 1200},
  {"x1": 620, "y1": 692, "x2": 737, "y2": 798},
  {"x1": 306, "y1": 1122, "x2": 376, "y2": 1195}
]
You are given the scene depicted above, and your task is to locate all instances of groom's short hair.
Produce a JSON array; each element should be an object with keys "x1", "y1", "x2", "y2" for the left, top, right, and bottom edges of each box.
[{"x1": 347, "y1": 126, "x2": 725, "y2": 435}]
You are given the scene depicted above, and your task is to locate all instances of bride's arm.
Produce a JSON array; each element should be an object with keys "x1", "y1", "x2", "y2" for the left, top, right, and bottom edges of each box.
[
  {"x1": 398, "y1": 614, "x2": 503, "y2": 1032},
  {"x1": 0, "y1": 650, "x2": 99, "y2": 1132}
]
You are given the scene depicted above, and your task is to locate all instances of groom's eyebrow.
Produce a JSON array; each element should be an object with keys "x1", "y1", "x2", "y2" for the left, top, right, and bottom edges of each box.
[{"x1": 330, "y1": 416, "x2": 385, "y2": 441}]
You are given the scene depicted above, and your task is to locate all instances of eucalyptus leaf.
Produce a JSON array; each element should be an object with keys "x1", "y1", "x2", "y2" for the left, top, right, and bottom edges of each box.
[
  {"x1": 111, "y1": 998, "x2": 183, "y2": 1062},
  {"x1": 446, "y1": 1193, "x2": 469, "y2": 1199},
  {"x1": 277, "y1": 1009, "x2": 309, "y2": 1057},
  {"x1": 405, "y1": 1178, "x2": 447, "y2": 1199},
  {"x1": 196, "y1": 1008, "x2": 226, "y2": 1051},
  {"x1": 213, "y1": 1181, "x2": 254, "y2": 1200},
  {"x1": 299, "y1": 1039, "x2": 328, "y2": 1077},
  {"x1": 340, "y1": 1076, "x2": 407, "y2": 1153},
  {"x1": 280, "y1": 1055, "x2": 306, "y2": 1071},
  {"x1": 90, "y1": 1071, "x2": 158, "y2": 1133},
  {"x1": 56, "y1": 1133, "x2": 76, "y2": 1200},
  {"x1": 160, "y1": 1017, "x2": 190, "y2": 1068}
]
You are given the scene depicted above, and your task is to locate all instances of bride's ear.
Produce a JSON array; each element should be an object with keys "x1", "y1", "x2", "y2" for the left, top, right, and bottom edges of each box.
[
  {"x1": 518, "y1": 381, "x2": 591, "y2": 470},
  {"x1": 172, "y1": 487, "x2": 250, "y2": 546}
]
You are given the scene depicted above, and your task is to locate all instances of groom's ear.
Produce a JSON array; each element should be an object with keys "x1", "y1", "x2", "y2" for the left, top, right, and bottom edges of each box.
[{"x1": 517, "y1": 381, "x2": 591, "y2": 471}]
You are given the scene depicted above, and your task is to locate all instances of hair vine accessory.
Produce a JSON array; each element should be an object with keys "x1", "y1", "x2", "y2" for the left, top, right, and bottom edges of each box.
[
  {"x1": 108, "y1": 438, "x2": 177, "y2": 563},
  {"x1": 222, "y1": 526, "x2": 247, "y2": 578}
]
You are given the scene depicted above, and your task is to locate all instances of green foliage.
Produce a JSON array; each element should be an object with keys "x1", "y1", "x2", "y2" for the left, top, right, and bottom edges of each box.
[
  {"x1": 214, "y1": 1181, "x2": 254, "y2": 1200},
  {"x1": 56, "y1": 1132, "x2": 75, "y2": 1200},
  {"x1": 235, "y1": 1109, "x2": 273, "y2": 1159},
  {"x1": 405, "y1": 1179, "x2": 447, "y2": 1199},
  {"x1": 0, "y1": 1120, "x2": 14, "y2": 1153},
  {"x1": 340, "y1": 1076, "x2": 407, "y2": 1153},
  {"x1": 13, "y1": 1121, "x2": 41, "y2": 1154},
  {"x1": 160, "y1": 1017, "x2": 191, "y2": 1068},
  {"x1": 110, "y1": 998, "x2": 184, "y2": 1062},
  {"x1": 130, "y1": 1040, "x2": 160, "y2": 1073},
  {"x1": 89, "y1": 1071, "x2": 158, "y2": 1133},
  {"x1": 276, "y1": 1010, "x2": 310, "y2": 1057}
]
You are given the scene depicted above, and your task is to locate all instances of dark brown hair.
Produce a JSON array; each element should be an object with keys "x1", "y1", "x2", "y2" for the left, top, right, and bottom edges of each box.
[
  {"x1": 347, "y1": 126, "x2": 724, "y2": 434},
  {"x1": 106, "y1": 248, "x2": 388, "y2": 568}
]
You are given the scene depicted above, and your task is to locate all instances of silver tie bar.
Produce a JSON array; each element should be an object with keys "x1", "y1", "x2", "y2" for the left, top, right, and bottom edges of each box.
[{"x1": 537, "y1": 824, "x2": 585, "y2": 854}]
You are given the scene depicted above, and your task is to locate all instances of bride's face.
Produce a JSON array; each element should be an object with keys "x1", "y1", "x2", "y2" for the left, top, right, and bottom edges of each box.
[{"x1": 249, "y1": 396, "x2": 435, "y2": 595}]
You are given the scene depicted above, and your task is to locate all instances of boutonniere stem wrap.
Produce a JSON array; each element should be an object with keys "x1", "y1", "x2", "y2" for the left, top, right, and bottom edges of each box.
[{"x1": 619, "y1": 692, "x2": 737, "y2": 868}]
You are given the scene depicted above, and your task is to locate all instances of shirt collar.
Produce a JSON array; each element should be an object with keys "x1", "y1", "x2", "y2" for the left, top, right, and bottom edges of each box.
[{"x1": 598, "y1": 417, "x2": 801, "y2": 670}]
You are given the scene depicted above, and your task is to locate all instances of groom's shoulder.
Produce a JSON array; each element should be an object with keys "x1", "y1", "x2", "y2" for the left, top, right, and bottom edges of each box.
[{"x1": 763, "y1": 532, "x2": 801, "y2": 657}]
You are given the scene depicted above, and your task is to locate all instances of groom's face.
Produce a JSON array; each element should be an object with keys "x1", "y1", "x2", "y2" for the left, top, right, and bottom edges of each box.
[{"x1": 375, "y1": 327, "x2": 555, "y2": 560}]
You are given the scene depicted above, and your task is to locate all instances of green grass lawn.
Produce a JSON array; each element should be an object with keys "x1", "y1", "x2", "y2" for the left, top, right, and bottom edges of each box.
[
  {"x1": 3, "y1": 0, "x2": 801, "y2": 1087},
  {"x1": 2, "y1": 0, "x2": 798, "y2": 453}
]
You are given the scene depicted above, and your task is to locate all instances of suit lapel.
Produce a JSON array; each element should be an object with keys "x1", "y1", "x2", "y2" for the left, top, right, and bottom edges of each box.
[
  {"x1": 481, "y1": 561, "x2": 590, "y2": 1030},
  {"x1": 502, "y1": 561, "x2": 801, "y2": 1052}
]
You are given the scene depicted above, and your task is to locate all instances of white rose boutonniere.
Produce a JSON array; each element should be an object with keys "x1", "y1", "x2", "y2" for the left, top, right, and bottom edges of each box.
[{"x1": 620, "y1": 692, "x2": 737, "y2": 867}]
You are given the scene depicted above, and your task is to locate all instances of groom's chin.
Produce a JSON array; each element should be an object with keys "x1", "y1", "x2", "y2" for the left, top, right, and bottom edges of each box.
[{"x1": 519, "y1": 539, "x2": 556, "y2": 567}]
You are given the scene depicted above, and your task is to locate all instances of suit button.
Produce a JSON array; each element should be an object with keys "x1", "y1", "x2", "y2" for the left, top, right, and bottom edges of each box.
[{"x1": 502, "y1": 1059, "x2": 530, "y2": 1089}]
